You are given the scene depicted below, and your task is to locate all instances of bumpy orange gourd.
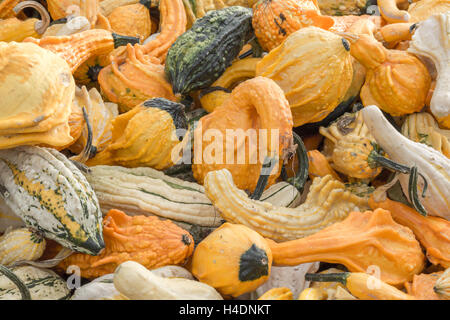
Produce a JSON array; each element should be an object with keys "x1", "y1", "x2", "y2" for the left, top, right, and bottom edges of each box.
[
  {"x1": 368, "y1": 196, "x2": 450, "y2": 268},
  {"x1": 107, "y1": 2, "x2": 151, "y2": 40},
  {"x1": 24, "y1": 28, "x2": 139, "y2": 73},
  {"x1": 98, "y1": 44, "x2": 177, "y2": 112},
  {"x1": 191, "y1": 222, "x2": 273, "y2": 297},
  {"x1": 405, "y1": 272, "x2": 444, "y2": 300},
  {"x1": 56, "y1": 209, "x2": 194, "y2": 279},
  {"x1": 341, "y1": 33, "x2": 431, "y2": 116},
  {"x1": 256, "y1": 27, "x2": 353, "y2": 127},
  {"x1": 192, "y1": 77, "x2": 294, "y2": 192},
  {"x1": 252, "y1": 0, "x2": 335, "y2": 52},
  {"x1": 267, "y1": 208, "x2": 426, "y2": 286}
]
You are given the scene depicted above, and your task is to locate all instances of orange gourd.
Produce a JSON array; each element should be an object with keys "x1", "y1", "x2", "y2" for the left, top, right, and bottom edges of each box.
[
  {"x1": 252, "y1": 0, "x2": 335, "y2": 52},
  {"x1": 107, "y1": 2, "x2": 151, "y2": 40},
  {"x1": 368, "y1": 196, "x2": 450, "y2": 268},
  {"x1": 405, "y1": 272, "x2": 444, "y2": 300},
  {"x1": 192, "y1": 76, "x2": 294, "y2": 192},
  {"x1": 0, "y1": 0, "x2": 20, "y2": 18},
  {"x1": 307, "y1": 150, "x2": 341, "y2": 181},
  {"x1": 56, "y1": 209, "x2": 194, "y2": 279},
  {"x1": 267, "y1": 208, "x2": 426, "y2": 286}
]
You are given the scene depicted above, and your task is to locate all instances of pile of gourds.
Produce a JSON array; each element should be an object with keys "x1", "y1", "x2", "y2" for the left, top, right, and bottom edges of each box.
[{"x1": 0, "y1": 0, "x2": 449, "y2": 301}]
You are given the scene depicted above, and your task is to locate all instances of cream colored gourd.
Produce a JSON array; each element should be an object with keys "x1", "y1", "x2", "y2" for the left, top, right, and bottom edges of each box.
[
  {"x1": 408, "y1": 12, "x2": 450, "y2": 129},
  {"x1": 362, "y1": 105, "x2": 450, "y2": 220},
  {"x1": 0, "y1": 228, "x2": 46, "y2": 266},
  {"x1": 42, "y1": 15, "x2": 91, "y2": 37},
  {"x1": 113, "y1": 261, "x2": 223, "y2": 300},
  {"x1": 402, "y1": 112, "x2": 450, "y2": 158},
  {"x1": 434, "y1": 267, "x2": 450, "y2": 299},
  {"x1": 204, "y1": 171, "x2": 369, "y2": 242}
]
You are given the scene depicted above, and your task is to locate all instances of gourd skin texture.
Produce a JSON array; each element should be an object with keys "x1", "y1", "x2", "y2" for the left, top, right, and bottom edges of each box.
[
  {"x1": 256, "y1": 27, "x2": 353, "y2": 127},
  {"x1": 57, "y1": 209, "x2": 195, "y2": 279},
  {"x1": 0, "y1": 266, "x2": 70, "y2": 300},
  {"x1": 408, "y1": 12, "x2": 450, "y2": 128},
  {"x1": 114, "y1": 261, "x2": 223, "y2": 300},
  {"x1": 401, "y1": 112, "x2": 450, "y2": 158},
  {"x1": 0, "y1": 0, "x2": 21, "y2": 19},
  {"x1": 307, "y1": 150, "x2": 341, "y2": 181},
  {"x1": 257, "y1": 287, "x2": 293, "y2": 300},
  {"x1": 0, "y1": 18, "x2": 42, "y2": 42},
  {"x1": 252, "y1": 0, "x2": 335, "y2": 52},
  {"x1": 204, "y1": 170, "x2": 369, "y2": 242},
  {"x1": 107, "y1": 3, "x2": 151, "y2": 40},
  {"x1": 347, "y1": 34, "x2": 431, "y2": 116},
  {"x1": 362, "y1": 105, "x2": 450, "y2": 220},
  {"x1": 0, "y1": 42, "x2": 74, "y2": 148},
  {"x1": 0, "y1": 146, "x2": 104, "y2": 255},
  {"x1": 192, "y1": 77, "x2": 294, "y2": 192},
  {"x1": 267, "y1": 209, "x2": 426, "y2": 286},
  {"x1": 86, "y1": 98, "x2": 188, "y2": 170},
  {"x1": 98, "y1": 45, "x2": 177, "y2": 113},
  {"x1": 434, "y1": 268, "x2": 450, "y2": 299},
  {"x1": 408, "y1": 0, "x2": 450, "y2": 23},
  {"x1": 405, "y1": 272, "x2": 443, "y2": 300},
  {"x1": 191, "y1": 223, "x2": 273, "y2": 297},
  {"x1": 317, "y1": 0, "x2": 369, "y2": 16},
  {"x1": 199, "y1": 57, "x2": 261, "y2": 113},
  {"x1": 369, "y1": 196, "x2": 450, "y2": 269},
  {"x1": 320, "y1": 111, "x2": 382, "y2": 180},
  {"x1": 0, "y1": 228, "x2": 46, "y2": 266},
  {"x1": 165, "y1": 6, "x2": 254, "y2": 95}
]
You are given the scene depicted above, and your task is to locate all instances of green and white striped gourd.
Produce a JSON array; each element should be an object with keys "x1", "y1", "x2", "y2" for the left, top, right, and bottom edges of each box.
[
  {"x1": 0, "y1": 228, "x2": 46, "y2": 266},
  {"x1": 85, "y1": 165, "x2": 301, "y2": 227},
  {"x1": 0, "y1": 265, "x2": 70, "y2": 300},
  {"x1": 0, "y1": 146, "x2": 104, "y2": 255}
]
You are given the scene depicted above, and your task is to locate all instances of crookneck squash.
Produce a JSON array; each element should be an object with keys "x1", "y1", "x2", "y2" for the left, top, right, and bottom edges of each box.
[
  {"x1": 267, "y1": 208, "x2": 426, "y2": 286},
  {"x1": 199, "y1": 57, "x2": 261, "y2": 113},
  {"x1": 0, "y1": 41, "x2": 74, "y2": 149},
  {"x1": 256, "y1": 27, "x2": 353, "y2": 127},
  {"x1": 24, "y1": 29, "x2": 140, "y2": 73},
  {"x1": 340, "y1": 32, "x2": 431, "y2": 116},
  {"x1": 407, "y1": 12, "x2": 450, "y2": 129},
  {"x1": 401, "y1": 112, "x2": 450, "y2": 158},
  {"x1": 368, "y1": 196, "x2": 450, "y2": 269},
  {"x1": 362, "y1": 105, "x2": 450, "y2": 220},
  {"x1": 56, "y1": 209, "x2": 194, "y2": 279},
  {"x1": 204, "y1": 170, "x2": 369, "y2": 241},
  {"x1": 0, "y1": 146, "x2": 104, "y2": 255},
  {"x1": 86, "y1": 98, "x2": 189, "y2": 170},
  {"x1": 252, "y1": 0, "x2": 335, "y2": 52},
  {"x1": 319, "y1": 110, "x2": 382, "y2": 180},
  {"x1": 114, "y1": 260, "x2": 223, "y2": 300},
  {"x1": 191, "y1": 222, "x2": 272, "y2": 297},
  {"x1": 192, "y1": 77, "x2": 294, "y2": 193},
  {"x1": 165, "y1": 6, "x2": 254, "y2": 95},
  {"x1": 0, "y1": 1, "x2": 50, "y2": 42},
  {"x1": 0, "y1": 228, "x2": 46, "y2": 266}
]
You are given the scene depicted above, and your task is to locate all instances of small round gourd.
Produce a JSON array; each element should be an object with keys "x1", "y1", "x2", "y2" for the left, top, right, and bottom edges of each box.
[{"x1": 0, "y1": 228, "x2": 46, "y2": 266}]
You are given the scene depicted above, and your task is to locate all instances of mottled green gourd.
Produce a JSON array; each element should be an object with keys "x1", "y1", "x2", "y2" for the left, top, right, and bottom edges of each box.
[{"x1": 165, "y1": 6, "x2": 254, "y2": 95}]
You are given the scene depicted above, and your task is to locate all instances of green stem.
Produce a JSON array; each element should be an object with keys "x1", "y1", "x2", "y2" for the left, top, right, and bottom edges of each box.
[
  {"x1": 305, "y1": 273, "x2": 350, "y2": 285},
  {"x1": 0, "y1": 265, "x2": 31, "y2": 300},
  {"x1": 408, "y1": 166, "x2": 428, "y2": 216},
  {"x1": 250, "y1": 156, "x2": 278, "y2": 200},
  {"x1": 286, "y1": 132, "x2": 309, "y2": 193}
]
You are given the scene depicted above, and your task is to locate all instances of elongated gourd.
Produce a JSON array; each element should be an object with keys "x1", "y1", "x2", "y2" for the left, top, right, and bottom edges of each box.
[
  {"x1": 0, "y1": 146, "x2": 104, "y2": 255},
  {"x1": 24, "y1": 29, "x2": 140, "y2": 73},
  {"x1": 340, "y1": 33, "x2": 431, "y2": 116},
  {"x1": 191, "y1": 223, "x2": 272, "y2": 297},
  {"x1": 401, "y1": 112, "x2": 450, "y2": 158},
  {"x1": 434, "y1": 268, "x2": 450, "y2": 300},
  {"x1": 267, "y1": 209, "x2": 426, "y2": 286},
  {"x1": 0, "y1": 1, "x2": 51, "y2": 42},
  {"x1": 407, "y1": 12, "x2": 450, "y2": 128},
  {"x1": 377, "y1": 0, "x2": 410, "y2": 23},
  {"x1": 0, "y1": 228, "x2": 46, "y2": 266},
  {"x1": 204, "y1": 170, "x2": 369, "y2": 241},
  {"x1": 256, "y1": 27, "x2": 353, "y2": 127},
  {"x1": 114, "y1": 260, "x2": 223, "y2": 300},
  {"x1": 362, "y1": 105, "x2": 450, "y2": 220},
  {"x1": 305, "y1": 272, "x2": 415, "y2": 300},
  {"x1": 56, "y1": 209, "x2": 194, "y2": 279},
  {"x1": 368, "y1": 196, "x2": 450, "y2": 268}
]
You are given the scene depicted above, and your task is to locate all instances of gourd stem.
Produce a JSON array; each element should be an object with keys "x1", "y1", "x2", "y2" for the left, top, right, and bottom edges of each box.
[
  {"x1": 239, "y1": 49, "x2": 253, "y2": 59},
  {"x1": 112, "y1": 33, "x2": 141, "y2": 48},
  {"x1": 305, "y1": 272, "x2": 350, "y2": 285},
  {"x1": 140, "y1": 0, "x2": 153, "y2": 10},
  {"x1": 251, "y1": 156, "x2": 279, "y2": 200},
  {"x1": 0, "y1": 265, "x2": 31, "y2": 300},
  {"x1": 408, "y1": 166, "x2": 428, "y2": 216},
  {"x1": 286, "y1": 132, "x2": 309, "y2": 193},
  {"x1": 13, "y1": 1, "x2": 50, "y2": 34},
  {"x1": 368, "y1": 150, "x2": 410, "y2": 174}
]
